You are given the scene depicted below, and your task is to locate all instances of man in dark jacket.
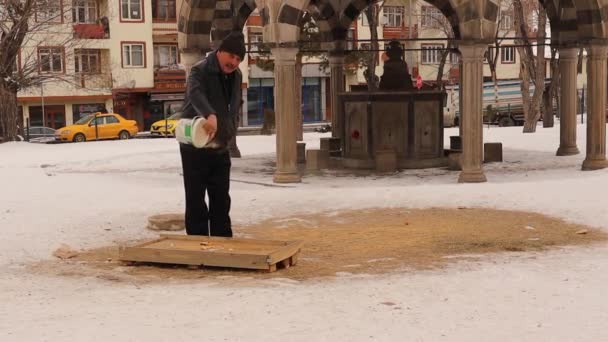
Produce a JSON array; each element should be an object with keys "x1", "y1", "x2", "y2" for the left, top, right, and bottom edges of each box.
[{"x1": 179, "y1": 31, "x2": 245, "y2": 237}]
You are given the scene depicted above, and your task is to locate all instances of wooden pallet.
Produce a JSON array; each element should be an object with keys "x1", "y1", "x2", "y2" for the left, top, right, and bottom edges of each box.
[{"x1": 118, "y1": 234, "x2": 303, "y2": 272}]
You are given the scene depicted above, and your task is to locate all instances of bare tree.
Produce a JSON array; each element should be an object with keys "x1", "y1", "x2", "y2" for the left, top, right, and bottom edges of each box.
[
  {"x1": 432, "y1": 12, "x2": 455, "y2": 88},
  {"x1": 486, "y1": 4, "x2": 514, "y2": 109},
  {"x1": 514, "y1": 0, "x2": 546, "y2": 133},
  {"x1": 362, "y1": 4, "x2": 381, "y2": 90},
  {"x1": 542, "y1": 47, "x2": 558, "y2": 127}
]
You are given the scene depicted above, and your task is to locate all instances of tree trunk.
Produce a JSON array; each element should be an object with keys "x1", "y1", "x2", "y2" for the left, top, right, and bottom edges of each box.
[
  {"x1": 543, "y1": 48, "x2": 558, "y2": 127},
  {"x1": 364, "y1": 6, "x2": 379, "y2": 91},
  {"x1": 0, "y1": 85, "x2": 19, "y2": 142},
  {"x1": 520, "y1": 61, "x2": 531, "y2": 120},
  {"x1": 485, "y1": 42, "x2": 500, "y2": 112},
  {"x1": 436, "y1": 45, "x2": 450, "y2": 87},
  {"x1": 522, "y1": 6, "x2": 546, "y2": 133}
]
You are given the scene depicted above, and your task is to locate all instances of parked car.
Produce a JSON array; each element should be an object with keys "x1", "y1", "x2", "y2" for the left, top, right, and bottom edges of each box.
[
  {"x1": 150, "y1": 112, "x2": 181, "y2": 137},
  {"x1": 55, "y1": 113, "x2": 138, "y2": 142},
  {"x1": 23, "y1": 126, "x2": 56, "y2": 141}
]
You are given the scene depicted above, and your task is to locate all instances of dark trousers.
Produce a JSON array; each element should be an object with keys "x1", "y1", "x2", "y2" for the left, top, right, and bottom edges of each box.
[{"x1": 180, "y1": 145, "x2": 232, "y2": 237}]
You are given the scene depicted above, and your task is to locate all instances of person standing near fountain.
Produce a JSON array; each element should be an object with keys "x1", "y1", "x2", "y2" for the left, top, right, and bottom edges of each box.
[{"x1": 379, "y1": 40, "x2": 414, "y2": 91}]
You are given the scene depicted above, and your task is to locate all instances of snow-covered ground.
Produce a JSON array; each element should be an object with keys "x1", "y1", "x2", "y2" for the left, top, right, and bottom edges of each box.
[{"x1": 2, "y1": 123, "x2": 608, "y2": 341}]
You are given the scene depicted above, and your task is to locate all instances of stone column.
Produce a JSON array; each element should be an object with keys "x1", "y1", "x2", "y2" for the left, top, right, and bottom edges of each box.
[
  {"x1": 582, "y1": 44, "x2": 608, "y2": 170},
  {"x1": 295, "y1": 57, "x2": 303, "y2": 141},
  {"x1": 457, "y1": 43, "x2": 487, "y2": 183},
  {"x1": 329, "y1": 52, "x2": 345, "y2": 144},
  {"x1": 556, "y1": 47, "x2": 580, "y2": 156},
  {"x1": 271, "y1": 47, "x2": 301, "y2": 183}
]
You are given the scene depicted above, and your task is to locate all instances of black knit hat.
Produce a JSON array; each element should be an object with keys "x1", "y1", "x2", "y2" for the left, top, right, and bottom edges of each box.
[{"x1": 218, "y1": 32, "x2": 246, "y2": 60}]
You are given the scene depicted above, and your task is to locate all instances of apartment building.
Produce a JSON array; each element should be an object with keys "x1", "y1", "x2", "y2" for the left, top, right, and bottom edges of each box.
[{"x1": 17, "y1": 0, "x2": 186, "y2": 132}]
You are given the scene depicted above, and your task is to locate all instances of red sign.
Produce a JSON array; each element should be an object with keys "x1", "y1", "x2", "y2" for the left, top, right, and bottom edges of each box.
[{"x1": 416, "y1": 75, "x2": 422, "y2": 89}]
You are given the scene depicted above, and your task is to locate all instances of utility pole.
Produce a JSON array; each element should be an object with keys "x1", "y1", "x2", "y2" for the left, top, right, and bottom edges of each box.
[{"x1": 41, "y1": 82, "x2": 45, "y2": 127}]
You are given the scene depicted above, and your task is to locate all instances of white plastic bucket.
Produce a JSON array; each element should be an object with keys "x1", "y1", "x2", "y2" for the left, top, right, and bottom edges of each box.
[{"x1": 175, "y1": 116, "x2": 210, "y2": 148}]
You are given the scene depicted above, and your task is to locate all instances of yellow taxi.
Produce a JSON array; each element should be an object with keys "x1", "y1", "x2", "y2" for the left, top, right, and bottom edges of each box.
[
  {"x1": 55, "y1": 113, "x2": 139, "y2": 142},
  {"x1": 150, "y1": 112, "x2": 181, "y2": 137}
]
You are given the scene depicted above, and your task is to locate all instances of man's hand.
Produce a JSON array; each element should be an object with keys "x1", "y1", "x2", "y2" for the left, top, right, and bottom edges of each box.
[{"x1": 204, "y1": 114, "x2": 218, "y2": 141}]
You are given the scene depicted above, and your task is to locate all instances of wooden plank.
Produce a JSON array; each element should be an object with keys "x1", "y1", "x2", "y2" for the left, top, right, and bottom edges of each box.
[
  {"x1": 119, "y1": 246, "x2": 269, "y2": 269},
  {"x1": 119, "y1": 235, "x2": 303, "y2": 271},
  {"x1": 266, "y1": 241, "x2": 304, "y2": 264},
  {"x1": 134, "y1": 236, "x2": 169, "y2": 247},
  {"x1": 159, "y1": 234, "x2": 290, "y2": 247},
  {"x1": 144, "y1": 240, "x2": 273, "y2": 256}
]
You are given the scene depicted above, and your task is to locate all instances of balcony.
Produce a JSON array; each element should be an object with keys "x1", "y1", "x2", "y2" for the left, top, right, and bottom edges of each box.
[
  {"x1": 153, "y1": 68, "x2": 186, "y2": 92},
  {"x1": 74, "y1": 73, "x2": 113, "y2": 90},
  {"x1": 73, "y1": 23, "x2": 109, "y2": 39},
  {"x1": 383, "y1": 24, "x2": 418, "y2": 40}
]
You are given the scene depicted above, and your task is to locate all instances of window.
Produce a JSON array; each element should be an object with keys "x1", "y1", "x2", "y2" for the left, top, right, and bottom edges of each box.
[
  {"x1": 153, "y1": 45, "x2": 178, "y2": 68},
  {"x1": 421, "y1": 44, "x2": 443, "y2": 64},
  {"x1": 72, "y1": 0, "x2": 97, "y2": 23},
  {"x1": 152, "y1": 0, "x2": 176, "y2": 21},
  {"x1": 421, "y1": 6, "x2": 442, "y2": 28},
  {"x1": 105, "y1": 115, "x2": 119, "y2": 124},
  {"x1": 248, "y1": 30, "x2": 263, "y2": 52},
  {"x1": 122, "y1": 43, "x2": 145, "y2": 67},
  {"x1": 346, "y1": 27, "x2": 356, "y2": 51},
  {"x1": 500, "y1": 11, "x2": 513, "y2": 30},
  {"x1": 38, "y1": 47, "x2": 64, "y2": 73},
  {"x1": 501, "y1": 46, "x2": 515, "y2": 63},
  {"x1": 121, "y1": 0, "x2": 142, "y2": 21},
  {"x1": 91, "y1": 116, "x2": 105, "y2": 125},
  {"x1": 75, "y1": 49, "x2": 101, "y2": 74},
  {"x1": 384, "y1": 6, "x2": 403, "y2": 27},
  {"x1": 36, "y1": 0, "x2": 63, "y2": 23},
  {"x1": 449, "y1": 52, "x2": 460, "y2": 64}
]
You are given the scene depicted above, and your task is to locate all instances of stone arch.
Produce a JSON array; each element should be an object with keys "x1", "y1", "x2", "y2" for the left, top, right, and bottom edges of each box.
[
  {"x1": 177, "y1": 0, "x2": 217, "y2": 53},
  {"x1": 573, "y1": 0, "x2": 608, "y2": 40},
  {"x1": 256, "y1": 0, "x2": 310, "y2": 44},
  {"x1": 178, "y1": 0, "x2": 258, "y2": 53},
  {"x1": 336, "y1": 0, "x2": 463, "y2": 40},
  {"x1": 211, "y1": 0, "x2": 257, "y2": 47},
  {"x1": 451, "y1": 0, "x2": 497, "y2": 41},
  {"x1": 538, "y1": 0, "x2": 578, "y2": 45}
]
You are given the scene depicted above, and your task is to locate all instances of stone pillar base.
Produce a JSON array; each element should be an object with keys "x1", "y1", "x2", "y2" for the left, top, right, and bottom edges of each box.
[
  {"x1": 458, "y1": 170, "x2": 487, "y2": 183},
  {"x1": 297, "y1": 142, "x2": 306, "y2": 164},
  {"x1": 306, "y1": 149, "x2": 328, "y2": 170},
  {"x1": 447, "y1": 152, "x2": 462, "y2": 171},
  {"x1": 582, "y1": 158, "x2": 608, "y2": 170},
  {"x1": 273, "y1": 171, "x2": 302, "y2": 183},
  {"x1": 556, "y1": 145, "x2": 580, "y2": 156},
  {"x1": 483, "y1": 142, "x2": 503, "y2": 163}
]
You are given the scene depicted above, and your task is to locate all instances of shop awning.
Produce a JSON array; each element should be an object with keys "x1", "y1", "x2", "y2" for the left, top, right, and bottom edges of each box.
[{"x1": 149, "y1": 93, "x2": 185, "y2": 102}]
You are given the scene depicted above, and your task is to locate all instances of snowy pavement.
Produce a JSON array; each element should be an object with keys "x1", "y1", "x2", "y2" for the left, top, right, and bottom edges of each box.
[{"x1": 1, "y1": 124, "x2": 608, "y2": 341}]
